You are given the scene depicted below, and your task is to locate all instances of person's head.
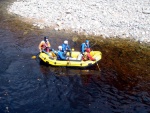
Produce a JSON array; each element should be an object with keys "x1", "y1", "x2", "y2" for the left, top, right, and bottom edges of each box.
[
  {"x1": 85, "y1": 40, "x2": 89, "y2": 44},
  {"x1": 64, "y1": 40, "x2": 68, "y2": 45},
  {"x1": 58, "y1": 46, "x2": 62, "y2": 50},
  {"x1": 44, "y1": 36, "x2": 48, "y2": 42}
]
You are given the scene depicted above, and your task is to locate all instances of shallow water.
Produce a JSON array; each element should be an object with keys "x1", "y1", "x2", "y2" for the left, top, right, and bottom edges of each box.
[{"x1": 0, "y1": 0, "x2": 150, "y2": 113}]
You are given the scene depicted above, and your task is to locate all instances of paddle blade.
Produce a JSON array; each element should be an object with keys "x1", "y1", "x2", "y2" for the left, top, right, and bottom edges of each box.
[{"x1": 31, "y1": 56, "x2": 36, "y2": 59}]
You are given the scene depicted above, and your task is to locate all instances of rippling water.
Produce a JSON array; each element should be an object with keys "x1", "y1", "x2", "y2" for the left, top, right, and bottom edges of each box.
[{"x1": 0, "y1": 0, "x2": 150, "y2": 113}]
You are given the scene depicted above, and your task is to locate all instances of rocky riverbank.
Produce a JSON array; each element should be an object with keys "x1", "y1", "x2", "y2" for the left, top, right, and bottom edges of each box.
[{"x1": 7, "y1": 0, "x2": 150, "y2": 43}]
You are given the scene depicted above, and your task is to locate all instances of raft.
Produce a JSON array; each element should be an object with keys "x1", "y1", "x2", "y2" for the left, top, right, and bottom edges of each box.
[{"x1": 39, "y1": 51, "x2": 102, "y2": 68}]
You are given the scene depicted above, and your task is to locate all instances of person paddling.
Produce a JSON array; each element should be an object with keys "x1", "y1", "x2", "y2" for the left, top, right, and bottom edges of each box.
[
  {"x1": 57, "y1": 45, "x2": 76, "y2": 61},
  {"x1": 38, "y1": 36, "x2": 52, "y2": 56},
  {"x1": 62, "y1": 40, "x2": 72, "y2": 56},
  {"x1": 57, "y1": 46, "x2": 68, "y2": 60},
  {"x1": 81, "y1": 40, "x2": 90, "y2": 54}
]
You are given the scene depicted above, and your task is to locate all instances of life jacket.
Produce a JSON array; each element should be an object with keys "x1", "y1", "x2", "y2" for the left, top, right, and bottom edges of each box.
[
  {"x1": 41, "y1": 40, "x2": 50, "y2": 52},
  {"x1": 86, "y1": 48, "x2": 91, "y2": 52}
]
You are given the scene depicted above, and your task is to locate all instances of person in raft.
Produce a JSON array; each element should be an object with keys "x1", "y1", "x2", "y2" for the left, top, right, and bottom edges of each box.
[
  {"x1": 57, "y1": 46, "x2": 76, "y2": 60},
  {"x1": 62, "y1": 40, "x2": 72, "y2": 56},
  {"x1": 38, "y1": 36, "x2": 52, "y2": 56},
  {"x1": 57, "y1": 46, "x2": 68, "y2": 60},
  {"x1": 82, "y1": 48, "x2": 96, "y2": 61},
  {"x1": 81, "y1": 40, "x2": 90, "y2": 54}
]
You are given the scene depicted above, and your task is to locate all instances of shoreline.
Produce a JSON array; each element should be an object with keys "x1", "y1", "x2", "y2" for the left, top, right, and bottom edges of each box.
[{"x1": 7, "y1": 0, "x2": 150, "y2": 43}]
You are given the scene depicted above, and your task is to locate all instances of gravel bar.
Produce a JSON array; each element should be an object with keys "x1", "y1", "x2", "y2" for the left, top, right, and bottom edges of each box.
[{"x1": 7, "y1": 0, "x2": 150, "y2": 43}]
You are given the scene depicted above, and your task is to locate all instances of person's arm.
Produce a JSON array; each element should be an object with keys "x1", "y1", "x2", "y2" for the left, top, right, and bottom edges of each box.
[
  {"x1": 47, "y1": 41, "x2": 51, "y2": 47},
  {"x1": 81, "y1": 43, "x2": 85, "y2": 53},
  {"x1": 67, "y1": 45, "x2": 71, "y2": 50},
  {"x1": 62, "y1": 44, "x2": 65, "y2": 52},
  {"x1": 38, "y1": 41, "x2": 43, "y2": 52},
  {"x1": 87, "y1": 44, "x2": 90, "y2": 48}
]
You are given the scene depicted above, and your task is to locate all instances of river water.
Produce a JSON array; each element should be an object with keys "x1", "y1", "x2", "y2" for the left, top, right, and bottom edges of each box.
[{"x1": 0, "y1": 0, "x2": 150, "y2": 113}]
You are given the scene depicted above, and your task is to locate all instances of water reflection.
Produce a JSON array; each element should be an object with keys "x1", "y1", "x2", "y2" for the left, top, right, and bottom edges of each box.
[
  {"x1": 39, "y1": 60, "x2": 101, "y2": 85},
  {"x1": 38, "y1": 61, "x2": 103, "y2": 111}
]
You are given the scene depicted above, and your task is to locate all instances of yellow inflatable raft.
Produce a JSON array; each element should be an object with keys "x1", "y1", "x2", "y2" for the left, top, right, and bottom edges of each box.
[{"x1": 39, "y1": 51, "x2": 102, "y2": 68}]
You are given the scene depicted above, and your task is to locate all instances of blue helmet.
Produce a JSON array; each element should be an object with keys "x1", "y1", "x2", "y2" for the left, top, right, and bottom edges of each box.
[{"x1": 85, "y1": 40, "x2": 89, "y2": 43}]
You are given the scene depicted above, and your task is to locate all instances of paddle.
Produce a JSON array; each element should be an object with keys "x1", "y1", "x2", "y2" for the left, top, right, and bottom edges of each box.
[
  {"x1": 96, "y1": 62, "x2": 100, "y2": 71},
  {"x1": 90, "y1": 40, "x2": 97, "y2": 48},
  {"x1": 31, "y1": 45, "x2": 53, "y2": 59},
  {"x1": 31, "y1": 52, "x2": 40, "y2": 59},
  {"x1": 89, "y1": 41, "x2": 101, "y2": 71}
]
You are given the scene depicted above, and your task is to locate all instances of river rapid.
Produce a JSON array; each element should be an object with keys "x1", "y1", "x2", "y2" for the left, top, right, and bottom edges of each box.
[{"x1": 0, "y1": 0, "x2": 150, "y2": 113}]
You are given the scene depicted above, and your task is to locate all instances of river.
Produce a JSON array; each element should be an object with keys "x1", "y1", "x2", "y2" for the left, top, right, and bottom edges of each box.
[{"x1": 0, "y1": 0, "x2": 150, "y2": 113}]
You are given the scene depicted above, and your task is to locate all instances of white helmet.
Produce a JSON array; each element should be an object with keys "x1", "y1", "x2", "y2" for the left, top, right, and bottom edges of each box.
[
  {"x1": 64, "y1": 40, "x2": 68, "y2": 44},
  {"x1": 58, "y1": 46, "x2": 62, "y2": 50}
]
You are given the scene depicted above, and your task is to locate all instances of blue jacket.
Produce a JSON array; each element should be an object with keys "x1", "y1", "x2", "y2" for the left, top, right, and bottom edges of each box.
[
  {"x1": 81, "y1": 43, "x2": 90, "y2": 53},
  {"x1": 62, "y1": 43, "x2": 70, "y2": 52},
  {"x1": 57, "y1": 50, "x2": 66, "y2": 60}
]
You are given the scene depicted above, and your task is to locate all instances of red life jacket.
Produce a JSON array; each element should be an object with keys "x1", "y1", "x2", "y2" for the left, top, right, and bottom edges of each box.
[{"x1": 41, "y1": 41, "x2": 50, "y2": 52}]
